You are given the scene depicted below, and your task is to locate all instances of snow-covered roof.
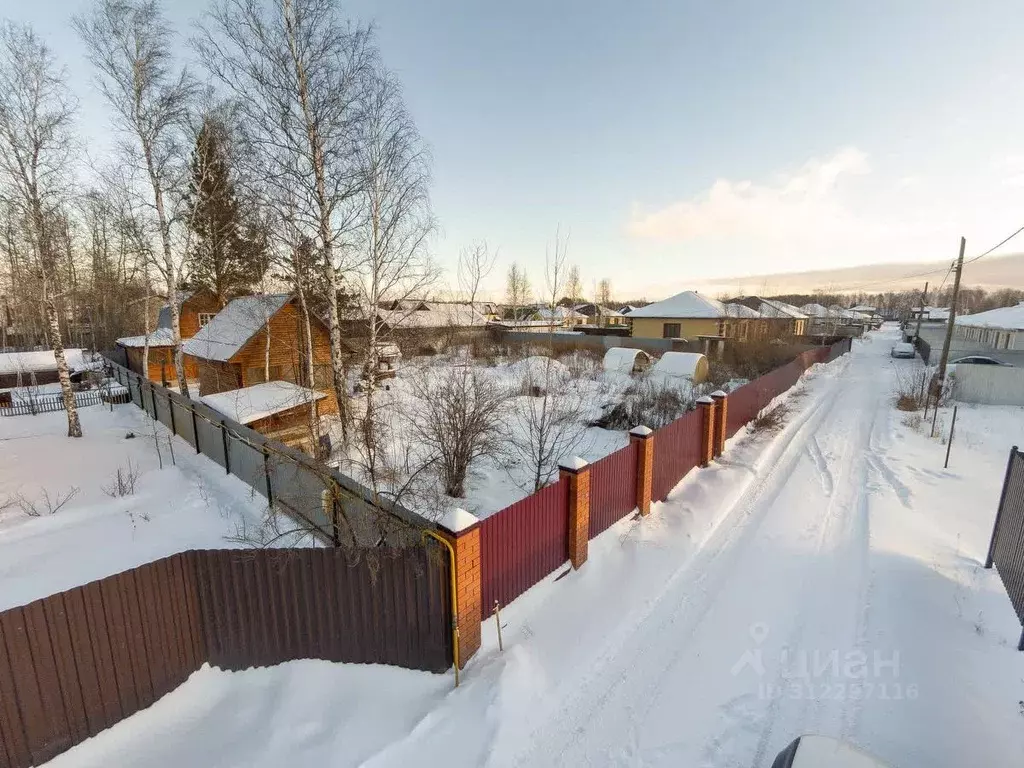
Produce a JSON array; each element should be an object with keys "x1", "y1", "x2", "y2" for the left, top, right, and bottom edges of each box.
[
  {"x1": 723, "y1": 303, "x2": 762, "y2": 319},
  {"x1": 752, "y1": 298, "x2": 808, "y2": 320},
  {"x1": 200, "y1": 380, "x2": 325, "y2": 425},
  {"x1": 602, "y1": 347, "x2": 651, "y2": 374},
  {"x1": 649, "y1": 351, "x2": 707, "y2": 380},
  {"x1": 849, "y1": 304, "x2": 876, "y2": 313},
  {"x1": 620, "y1": 305, "x2": 642, "y2": 314},
  {"x1": 116, "y1": 327, "x2": 176, "y2": 348},
  {"x1": 913, "y1": 306, "x2": 950, "y2": 321},
  {"x1": 573, "y1": 303, "x2": 624, "y2": 318},
  {"x1": 626, "y1": 291, "x2": 726, "y2": 319},
  {"x1": 955, "y1": 301, "x2": 1024, "y2": 330},
  {"x1": 0, "y1": 348, "x2": 88, "y2": 375},
  {"x1": 183, "y1": 294, "x2": 291, "y2": 362},
  {"x1": 376, "y1": 303, "x2": 489, "y2": 329},
  {"x1": 535, "y1": 306, "x2": 587, "y2": 321}
]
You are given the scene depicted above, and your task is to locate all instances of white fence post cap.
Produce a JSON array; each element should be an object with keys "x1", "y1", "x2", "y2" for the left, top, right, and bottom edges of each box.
[
  {"x1": 438, "y1": 507, "x2": 479, "y2": 534},
  {"x1": 696, "y1": 395, "x2": 715, "y2": 405},
  {"x1": 559, "y1": 456, "x2": 589, "y2": 471},
  {"x1": 630, "y1": 425, "x2": 653, "y2": 437}
]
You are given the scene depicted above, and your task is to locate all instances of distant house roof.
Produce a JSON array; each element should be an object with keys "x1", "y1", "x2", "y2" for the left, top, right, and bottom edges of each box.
[
  {"x1": 183, "y1": 294, "x2": 292, "y2": 362},
  {"x1": 573, "y1": 303, "x2": 624, "y2": 318},
  {"x1": 200, "y1": 381, "x2": 325, "y2": 425},
  {"x1": 955, "y1": 301, "x2": 1024, "y2": 331},
  {"x1": 536, "y1": 306, "x2": 587, "y2": 321},
  {"x1": 799, "y1": 303, "x2": 834, "y2": 318},
  {"x1": 723, "y1": 303, "x2": 761, "y2": 319},
  {"x1": 728, "y1": 297, "x2": 808, "y2": 320},
  {"x1": 912, "y1": 306, "x2": 950, "y2": 321},
  {"x1": 849, "y1": 304, "x2": 876, "y2": 313},
  {"x1": 156, "y1": 287, "x2": 208, "y2": 330},
  {"x1": 626, "y1": 291, "x2": 726, "y2": 319},
  {"x1": 619, "y1": 305, "x2": 642, "y2": 315},
  {"x1": 376, "y1": 302, "x2": 490, "y2": 329},
  {"x1": 116, "y1": 327, "x2": 177, "y2": 348},
  {"x1": 0, "y1": 349, "x2": 88, "y2": 375}
]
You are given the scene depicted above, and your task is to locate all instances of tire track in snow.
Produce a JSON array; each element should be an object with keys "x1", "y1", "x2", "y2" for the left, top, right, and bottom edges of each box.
[{"x1": 511, "y1": 359, "x2": 850, "y2": 767}]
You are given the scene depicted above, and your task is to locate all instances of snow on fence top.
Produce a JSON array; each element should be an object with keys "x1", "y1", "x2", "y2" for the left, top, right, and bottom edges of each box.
[
  {"x1": 116, "y1": 327, "x2": 176, "y2": 348},
  {"x1": 649, "y1": 352, "x2": 708, "y2": 383},
  {"x1": 183, "y1": 294, "x2": 291, "y2": 362},
  {"x1": 200, "y1": 380, "x2": 325, "y2": 425},
  {"x1": 0, "y1": 348, "x2": 87, "y2": 375},
  {"x1": 602, "y1": 347, "x2": 651, "y2": 374}
]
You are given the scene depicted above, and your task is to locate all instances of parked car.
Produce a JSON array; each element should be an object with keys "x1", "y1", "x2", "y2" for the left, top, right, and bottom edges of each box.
[
  {"x1": 890, "y1": 342, "x2": 915, "y2": 359},
  {"x1": 771, "y1": 734, "x2": 892, "y2": 767},
  {"x1": 948, "y1": 355, "x2": 1011, "y2": 367}
]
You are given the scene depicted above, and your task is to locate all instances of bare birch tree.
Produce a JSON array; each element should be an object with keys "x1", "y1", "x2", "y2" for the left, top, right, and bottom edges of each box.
[
  {"x1": 0, "y1": 22, "x2": 83, "y2": 437},
  {"x1": 75, "y1": 0, "x2": 198, "y2": 397},
  {"x1": 196, "y1": 0, "x2": 377, "y2": 442},
  {"x1": 351, "y1": 67, "x2": 436, "y2": 491},
  {"x1": 457, "y1": 240, "x2": 497, "y2": 309},
  {"x1": 505, "y1": 262, "x2": 531, "y2": 321},
  {"x1": 504, "y1": 230, "x2": 588, "y2": 491}
]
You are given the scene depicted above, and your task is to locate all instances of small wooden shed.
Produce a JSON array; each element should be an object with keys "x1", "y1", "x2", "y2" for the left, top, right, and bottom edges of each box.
[{"x1": 200, "y1": 381, "x2": 327, "y2": 455}]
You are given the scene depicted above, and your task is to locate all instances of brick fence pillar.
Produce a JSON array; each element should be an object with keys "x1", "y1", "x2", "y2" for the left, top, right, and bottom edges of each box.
[
  {"x1": 697, "y1": 395, "x2": 715, "y2": 468},
  {"x1": 559, "y1": 457, "x2": 591, "y2": 569},
  {"x1": 629, "y1": 425, "x2": 654, "y2": 515},
  {"x1": 710, "y1": 390, "x2": 728, "y2": 458},
  {"x1": 437, "y1": 508, "x2": 481, "y2": 667}
]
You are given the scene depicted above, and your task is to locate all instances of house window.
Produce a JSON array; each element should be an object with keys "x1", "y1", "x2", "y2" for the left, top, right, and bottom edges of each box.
[
  {"x1": 663, "y1": 322, "x2": 681, "y2": 339},
  {"x1": 198, "y1": 313, "x2": 216, "y2": 327}
]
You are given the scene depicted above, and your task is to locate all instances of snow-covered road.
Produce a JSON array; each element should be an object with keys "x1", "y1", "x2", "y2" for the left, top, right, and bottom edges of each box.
[
  {"x1": 43, "y1": 326, "x2": 1024, "y2": 768},
  {"x1": 495, "y1": 325, "x2": 1024, "y2": 767}
]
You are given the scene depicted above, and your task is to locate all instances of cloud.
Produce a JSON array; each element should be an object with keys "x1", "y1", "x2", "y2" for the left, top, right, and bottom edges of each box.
[{"x1": 627, "y1": 147, "x2": 871, "y2": 243}]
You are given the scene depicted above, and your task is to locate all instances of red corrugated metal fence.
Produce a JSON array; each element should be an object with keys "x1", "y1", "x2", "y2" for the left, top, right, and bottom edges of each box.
[
  {"x1": 480, "y1": 479, "x2": 570, "y2": 611},
  {"x1": 588, "y1": 442, "x2": 639, "y2": 537},
  {"x1": 651, "y1": 408, "x2": 703, "y2": 501},
  {"x1": 0, "y1": 545, "x2": 451, "y2": 768}
]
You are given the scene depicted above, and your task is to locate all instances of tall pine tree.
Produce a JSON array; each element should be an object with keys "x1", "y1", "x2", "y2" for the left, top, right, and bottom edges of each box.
[{"x1": 184, "y1": 117, "x2": 266, "y2": 306}]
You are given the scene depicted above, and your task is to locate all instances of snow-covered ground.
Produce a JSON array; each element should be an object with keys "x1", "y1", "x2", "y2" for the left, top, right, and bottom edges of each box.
[
  {"x1": 40, "y1": 324, "x2": 1024, "y2": 767},
  {"x1": 0, "y1": 404, "x2": 272, "y2": 612}
]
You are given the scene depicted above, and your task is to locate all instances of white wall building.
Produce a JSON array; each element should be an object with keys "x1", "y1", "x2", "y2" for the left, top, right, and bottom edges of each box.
[{"x1": 953, "y1": 301, "x2": 1024, "y2": 351}]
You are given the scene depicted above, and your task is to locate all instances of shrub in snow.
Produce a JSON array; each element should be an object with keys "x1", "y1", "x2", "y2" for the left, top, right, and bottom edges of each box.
[
  {"x1": 596, "y1": 375, "x2": 694, "y2": 430},
  {"x1": 408, "y1": 367, "x2": 510, "y2": 498},
  {"x1": 509, "y1": 356, "x2": 571, "y2": 396}
]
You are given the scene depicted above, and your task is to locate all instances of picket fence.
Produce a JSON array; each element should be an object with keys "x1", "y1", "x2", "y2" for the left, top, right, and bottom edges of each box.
[{"x1": 479, "y1": 338, "x2": 852, "y2": 612}]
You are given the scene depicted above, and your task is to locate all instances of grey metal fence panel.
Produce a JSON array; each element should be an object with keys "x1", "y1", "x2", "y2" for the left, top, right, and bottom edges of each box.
[
  {"x1": 168, "y1": 392, "x2": 197, "y2": 450},
  {"x1": 153, "y1": 388, "x2": 173, "y2": 430},
  {"x1": 128, "y1": 373, "x2": 144, "y2": 409},
  {"x1": 195, "y1": 412, "x2": 227, "y2": 469},
  {"x1": 268, "y1": 456, "x2": 332, "y2": 535},
  {"x1": 226, "y1": 429, "x2": 269, "y2": 498}
]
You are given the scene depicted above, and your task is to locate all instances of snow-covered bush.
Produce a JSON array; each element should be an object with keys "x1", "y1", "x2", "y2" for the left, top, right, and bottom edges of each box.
[{"x1": 596, "y1": 376, "x2": 693, "y2": 430}]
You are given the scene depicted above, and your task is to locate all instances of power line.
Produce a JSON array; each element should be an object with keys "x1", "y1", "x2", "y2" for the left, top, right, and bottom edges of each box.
[{"x1": 965, "y1": 223, "x2": 1024, "y2": 265}]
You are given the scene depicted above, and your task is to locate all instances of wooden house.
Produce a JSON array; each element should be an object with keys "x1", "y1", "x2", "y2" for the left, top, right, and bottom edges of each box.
[
  {"x1": 116, "y1": 288, "x2": 221, "y2": 384},
  {"x1": 182, "y1": 294, "x2": 349, "y2": 414},
  {"x1": 200, "y1": 381, "x2": 328, "y2": 455}
]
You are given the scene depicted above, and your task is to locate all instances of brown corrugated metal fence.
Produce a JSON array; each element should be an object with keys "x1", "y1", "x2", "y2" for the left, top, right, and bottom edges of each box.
[{"x1": 0, "y1": 544, "x2": 451, "y2": 768}]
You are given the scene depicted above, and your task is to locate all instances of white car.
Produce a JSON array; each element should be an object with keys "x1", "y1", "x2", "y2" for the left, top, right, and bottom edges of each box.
[
  {"x1": 772, "y1": 735, "x2": 892, "y2": 767},
  {"x1": 890, "y1": 342, "x2": 915, "y2": 359}
]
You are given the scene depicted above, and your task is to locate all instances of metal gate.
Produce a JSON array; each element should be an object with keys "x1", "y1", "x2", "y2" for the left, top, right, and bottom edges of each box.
[{"x1": 985, "y1": 445, "x2": 1024, "y2": 649}]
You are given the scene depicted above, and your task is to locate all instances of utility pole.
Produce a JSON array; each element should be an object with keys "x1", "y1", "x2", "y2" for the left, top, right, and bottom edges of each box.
[
  {"x1": 913, "y1": 280, "x2": 929, "y2": 342},
  {"x1": 935, "y1": 237, "x2": 966, "y2": 390}
]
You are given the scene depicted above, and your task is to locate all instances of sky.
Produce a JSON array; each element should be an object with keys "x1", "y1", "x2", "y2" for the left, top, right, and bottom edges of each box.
[{"x1": 6, "y1": 0, "x2": 1024, "y2": 300}]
